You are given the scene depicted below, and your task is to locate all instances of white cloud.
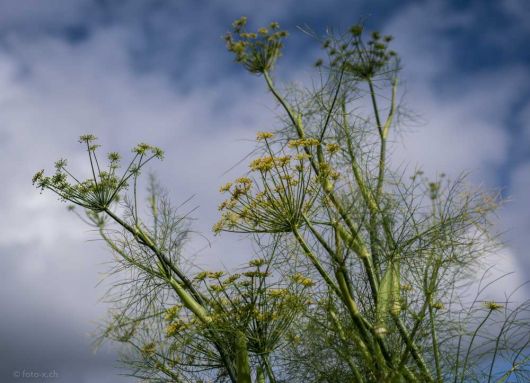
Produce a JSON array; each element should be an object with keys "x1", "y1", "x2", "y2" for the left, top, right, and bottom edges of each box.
[
  {"x1": 390, "y1": 66, "x2": 528, "y2": 184},
  {"x1": 520, "y1": 100, "x2": 530, "y2": 140},
  {"x1": 383, "y1": 0, "x2": 529, "y2": 295},
  {"x1": 384, "y1": 1, "x2": 525, "y2": 182},
  {"x1": 0, "y1": 20, "x2": 271, "y2": 380},
  {"x1": 502, "y1": 162, "x2": 530, "y2": 277}
]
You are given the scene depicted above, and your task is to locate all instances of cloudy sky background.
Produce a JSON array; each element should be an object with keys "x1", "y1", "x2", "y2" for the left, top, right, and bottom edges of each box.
[{"x1": 0, "y1": 0, "x2": 529, "y2": 381}]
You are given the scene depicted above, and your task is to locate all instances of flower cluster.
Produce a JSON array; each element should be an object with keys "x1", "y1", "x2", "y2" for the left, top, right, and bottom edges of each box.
[
  {"x1": 287, "y1": 138, "x2": 320, "y2": 148},
  {"x1": 141, "y1": 342, "x2": 157, "y2": 356},
  {"x1": 194, "y1": 271, "x2": 225, "y2": 282},
  {"x1": 326, "y1": 143, "x2": 340, "y2": 154},
  {"x1": 317, "y1": 24, "x2": 398, "y2": 80},
  {"x1": 212, "y1": 129, "x2": 348, "y2": 234},
  {"x1": 291, "y1": 272, "x2": 315, "y2": 287},
  {"x1": 196, "y1": 260, "x2": 307, "y2": 355},
  {"x1": 165, "y1": 319, "x2": 192, "y2": 337},
  {"x1": 214, "y1": 144, "x2": 318, "y2": 234},
  {"x1": 256, "y1": 131, "x2": 274, "y2": 141},
  {"x1": 429, "y1": 181, "x2": 441, "y2": 200},
  {"x1": 32, "y1": 135, "x2": 164, "y2": 212},
  {"x1": 224, "y1": 17, "x2": 288, "y2": 74},
  {"x1": 484, "y1": 301, "x2": 503, "y2": 312},
  {"x1": 164, "y1": 305, "x2": 183, "y2": 322},
  {"x1": 249, "y1": 155, "x2": 292, "y2": 172}
]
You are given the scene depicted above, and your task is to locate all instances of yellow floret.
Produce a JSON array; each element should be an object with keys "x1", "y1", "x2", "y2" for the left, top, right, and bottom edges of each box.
[{"x1": 256, "y1": 131, "x2": 274, "y2": 140}]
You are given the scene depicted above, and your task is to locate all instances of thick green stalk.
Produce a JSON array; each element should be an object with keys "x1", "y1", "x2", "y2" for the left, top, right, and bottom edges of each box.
[
  {"x1": 103, "y1": 208, "x2": 206, "y2": 305},
  {"x1": 392, "y1": 258, "x2": 436, "y2": 379},
  {"x1": 367, "y1": 78, "x2": 397, "y2": 200},
  {"x1": 262, "y1": 356, "x2": 277, "y2": 383},
  {"x1": 168, "y1": 278, "x2": 211, "y2": 324},
  {"x1": 367, "y1": 78, "x2": 398, "y2": 275},
  {"x1": 393, "y1": 315, "x2": 434, "y2": 382},
  {"x1": 367, "y1": 79, "x2": 384, "y2": 201},
  {"x1": 302, "y1": 215, "x2": 356, "y2": 299},
  {"x1": 292, "y1": 226, "x2": 341, "y2": 297},
  {"x1": 335, "y1": 224, "x2": 396, "y2": 373},
  {"x1": 235, "y1": 331, "x2": 252, "y2": 383},
  {"x1": 428, "y1": 303, "x2": 442, "y2": 383},
  {"x1": 303, "y1": 216, "x2": 392, "y2": 369},
  {"x1": 101, "y1": 212, "x2": 239, "y2": 382},
  {"x1": 328, "y1": 308, "x2": 370, "y2": 380},
  {"x1": 256, "y1": 366, "x2": 266, "y2": 383},
  {"x1": 264, "y1": 71, "x2": 377, "y2": 282},
  {"x1": 342, "y1": 106, "x2": 396, "y2": 257},
  {"x1": 335, "y1": 224, "x2": 379, "y2": 300}
]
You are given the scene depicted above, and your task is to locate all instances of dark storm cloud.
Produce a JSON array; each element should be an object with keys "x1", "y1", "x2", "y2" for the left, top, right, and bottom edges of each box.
[{"x1": 0, "y1": 242, "x2": 131, "y2": 383}]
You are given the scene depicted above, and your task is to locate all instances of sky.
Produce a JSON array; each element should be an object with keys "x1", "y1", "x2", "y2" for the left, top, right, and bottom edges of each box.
[{"x1": 0, "y1": 0, "x2": 529, "y2": 382}]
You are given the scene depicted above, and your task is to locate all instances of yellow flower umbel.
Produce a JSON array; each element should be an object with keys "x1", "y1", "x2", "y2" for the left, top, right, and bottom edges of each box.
[
  {"x1": 202, "y1": 261, "x2": 306, "y2": 358},
  {"x1": 225, "y1": 18, "x2": 288, "y2": 74},
  {"x1": 287, "y1": 138, "x2": 320, "y2": 148},
  {"x1": 165, "y1": 320, "x2": 191, "y2": 337},
  {"x1": 249, "y1": 156, "x2": 275, "y2": 172},
  {"x1": 141, "y1": 342, "x2": 157, "y2": 357},
  {"x1": 33, "y1": 135, "x2": 164, "y2": 212},
  {"x1": 256, "y1": 131, "x2": 274, "y2": 141},
  {"x1": 214, "y1": 134, "x2": 319, "y2": 234},
  {"x1": 292, "y1": 273, "x2": 315, "y2": 287},
  {"x1": 484, "y1": 301, "x2": 503, "y2": 312},
  {"x1": 326, "y1": 143, "x2": 340, "y2": 155}
]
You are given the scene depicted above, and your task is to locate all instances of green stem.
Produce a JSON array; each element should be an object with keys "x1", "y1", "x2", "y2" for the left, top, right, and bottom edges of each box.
[
  {"x1": 496, "y1": 355, "x2": 530, "y2": 383},
  {"x1": 101, "y1": 213, "x2": 237, "y2": 382},
  {"x1": 393, "y1": 315, "x2": 434, "y2": 383},
  {"x1": 460, "y1": 310, "x2": 493, "y2": 383},
  {"x1": 428, "y1": 303, "x2": 442, "y2": 383},
  {"x1": 99, "y1": 228, "x2": 162, "y2": 278},
  {"x1": 328, "y1": 308, "x2": 369, "y2": 380},
  {"x1": 487, "y1": 315, "x2": 509, "y2": 383},
  {"x1": 103, "y1": 208, "x2": 206, "y2": 305},
  {"x1": 292, "y1": 226, "x2": 341, "y2": 297},
  {"x1": 453, "y1": 335, "x2": 463, "y2": 383},
  {"x1": 303, "y1": 215, "x2": 355, "y2": 301},
  {"x1": 168, "y1": 278, "x2": 211, "y2": 324},
  {"x1": 235, "y1": 330, "x2": 252, "y2": 383},
  {"x1": 264, "y1": 71, "x2": 376, "y2": 279},
  {"x1": 263, "y1": 356, "x2": 277, "y2": 383},
  {"x1": 335, "y1": 224, "x2": 379, "y2": 300},
  {"x1": 303, "y1": 217, "x2": 392, "y2": 369},
  {"x1": 263, "y1": 71, "x2": 304, "y2": 138},
  {"x1": 256, "y1": 366, "x2": 266, "y2": 383},
  {"x1": 398, "y1": 258, "x2": 441, "y2": 372},
  {"x1": 86, "y1": 142, "x2": 99, "y2": 187},
  {"x1": 319, "y1": 66, "x2": 345, "y2": 140}
]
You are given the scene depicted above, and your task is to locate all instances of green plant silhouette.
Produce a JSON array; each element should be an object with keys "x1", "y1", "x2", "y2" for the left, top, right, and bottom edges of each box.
[{"x1": 34, "y1": 18, "x2": 530, "y2": 383}]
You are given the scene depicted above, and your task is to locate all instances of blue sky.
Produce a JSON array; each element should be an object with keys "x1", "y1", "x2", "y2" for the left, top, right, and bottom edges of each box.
[{"x1": 0, "y1": 1, "x2": 529, "y2": 382}]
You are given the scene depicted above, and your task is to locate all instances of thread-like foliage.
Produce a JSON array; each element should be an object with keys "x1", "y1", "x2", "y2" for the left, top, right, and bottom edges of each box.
[{"x1": 34, "y1": 18, "x2": 529, "y2": 383}]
